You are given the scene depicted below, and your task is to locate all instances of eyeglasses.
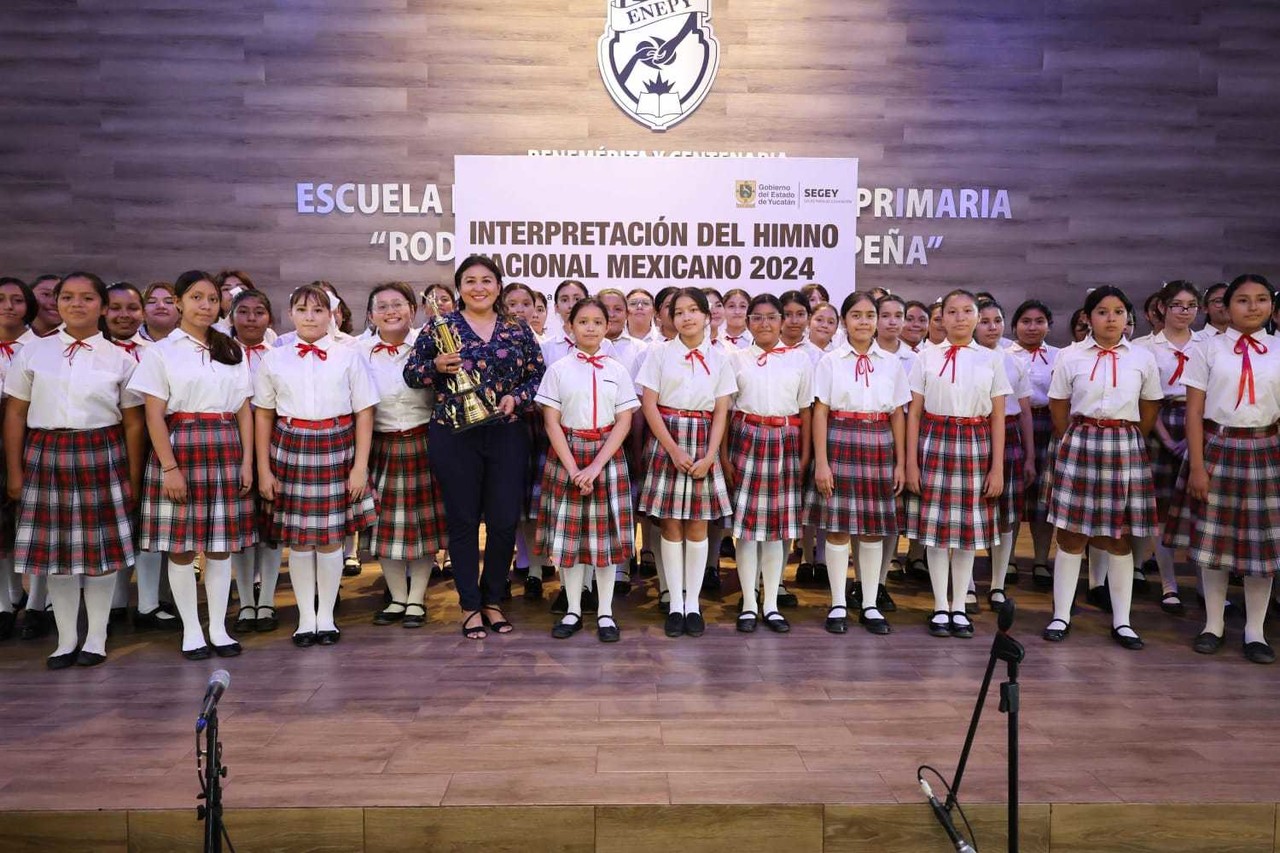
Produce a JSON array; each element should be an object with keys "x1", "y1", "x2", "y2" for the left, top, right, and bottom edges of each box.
[
  {"x1": 372, "y1": 301, "x2": 411, "y2": 313},
  {"x1": 1207, "y1": 298, "x2": 1225, "y2": 307},
  {"x1": 748, "y1": 313, "x2": 781, "y2": 323},
  {"x1": 627, "y1": 299, "x2": 653, "y2": 308},
  {"x1": 1165, "y1": 301, "x2": 1199, "y2": 312}
]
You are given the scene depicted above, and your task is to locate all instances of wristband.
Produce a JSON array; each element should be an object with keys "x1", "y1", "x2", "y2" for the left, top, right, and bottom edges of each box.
[{"x1": 162, "y1": 464, "x2": 178, "y2": 473}]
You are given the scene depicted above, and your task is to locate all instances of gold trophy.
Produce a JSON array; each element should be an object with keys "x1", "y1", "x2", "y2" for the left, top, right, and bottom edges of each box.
[{"x1": 424, "y1": 293, "x2": 502, "y2": 431}]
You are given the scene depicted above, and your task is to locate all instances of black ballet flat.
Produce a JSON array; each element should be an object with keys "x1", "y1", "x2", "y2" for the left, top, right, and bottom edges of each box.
[
  {"x1": 597, "y1": 619, "x2": 621, "y2": 643},
  {"x1": 523, "y1": 576, "x2": 543, "y2": 601},
  {"x1": 988, "y1": 589, "x2": 1008, "y2": 611},
  {"x1": 109, "y1": 606, "x2": 129, "y2": 625},
  {"x1": 317, "y1": 630, "x2": 341, "y2": 646},
  {"x1": 234, "y1": 607, "x2": 257, "y2": 633},
  {"x1": 664, "y1": 612, "x2": 685, "y2": 637},
  {"x1": 1244, "y1": 641, "x2": 1276, "y2": 665},
  {"x1": 75, "y1": 650, "x2": 106, "y2": 667},
  {"x1": 1192, "y1": 631, "x2": 1223, "y2": 655},
  {"x1": 737, "y1": 612, "x2": 758, "y2": 634},
  {"x1": 291, "y1": 632, "x2": 317, "y2": 648},
  {"x1": 401, "y1": 603, "x2": 426, "y2": 629},
  {"x1": 824, "y1": 606, "x2": 848, "y2": 635},
  {"x1": 373, "y1": 602, "x2": 406, "y2": 625},
  {"x1": 342, "y1": 556, "x2": 362, "y2": 577},
  {"x1": 927, "y1": 611, "x2": 952, "y2": 638},
  {"x1": 683, "y1": 612, "x2": 706, "y2": 637},
  {"x1": 1160, "y1": 592, "x2": 1185, "y2": 616},
  {"x1": 1042, "y1": 619, "x2": 1071, "y2": 643},
  {"x1": 763, "y1": 611, "x2": 790, "y2": 634},
  {"x1": 704, "y1": 568, "x2": 722, "y2": 591},
  {"x1": 183, "y1": 645, "x2": 212, "y2": 660},
  {"x1": 949, "y1": 611, "x2": 975, "y2": 639},
  {"x1": 1110, "y1": 626, "x2": 1144, "y2": 650},
  {"x1": 860, "y1": 607, "x2": 891, "y2": 636},
  {"x1": 255, "y1": 606, "x2": 279, "y2": 633},
  {"x1": 552, "y1": 614, "x2": 583, "y2": 640},
  {"x1": 46, "y1": 650, "x2": 79, "y2": 670},
  {"x1": 1006, "y1": 564, "x2": 1020, "y2": 585},
  {"x1": 134, "y1": 607, "x2": 181, "y2": 632},
  {"x1": 877, "y1": 587, "x2": 897, "y2": 613},
  {"x1": 213, "y1": 641, "x2": 242, "y2": 658}
]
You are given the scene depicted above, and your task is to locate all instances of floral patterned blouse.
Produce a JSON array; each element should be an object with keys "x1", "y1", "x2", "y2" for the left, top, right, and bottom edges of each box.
[{"x1": 403, "y1": 311, "x2": 545, "y2": 426}]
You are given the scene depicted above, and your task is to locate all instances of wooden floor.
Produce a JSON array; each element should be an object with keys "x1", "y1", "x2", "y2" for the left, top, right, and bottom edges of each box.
[{"x1": 1, "y1": 545, "x2": 1278, "y2": 851}]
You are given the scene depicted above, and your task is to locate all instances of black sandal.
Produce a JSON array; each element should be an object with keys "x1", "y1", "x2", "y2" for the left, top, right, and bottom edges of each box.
[
  {"x1": 461, "y1": 610, "x2": 487, "y2": 640},
  {"x1": 402, "y1": 603, "x2": 426, "y2": 629},
  {"x1": 482, "y1": 607, "x2": 514, "y2": 634}
]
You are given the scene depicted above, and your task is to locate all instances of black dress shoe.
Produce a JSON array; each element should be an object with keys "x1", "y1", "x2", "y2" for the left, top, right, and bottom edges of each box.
[
  {"x1": 615, "y1": 579, "x2": 632, "y2": 597},
  {"x1": 1042, "y1": 619, "x2": 1070, "y2": 643},
  {"x1": 523, "y1": 576, "x2": 543, "y2": 601},
  {"x1": 1244, "y1": 641, "x2": 1276, "y2": 664},
  {"x1": 683, "y1": 612, "x2": 706, "y2": 637},
  {"x1": 824, "y1": 606, "x2": 848, "y2": 634},
  {"x1": 949, "y1": 611, "x2": 974, "y2": 639},
  {"x1": 638, "y1": 553, "x2": 657, "y2": 578},
  {"x1": 552, "y1": 615, "x2": 583, "y2": 639},
  {"x1": 373, "y1": 603, "x2": 406, "y2": 625},
  {"x1": 342, "y1": 556, "x2": 362, "y2": 577},
  {"x1": 1085, "y1": 585, "x2": 1113, "y2": 613},
  {"x1": 1032, "y1": 563, "x2": 1052, "y2": 589},
  {"x1": 720, "y1": 537, "x2": 736, "y2": 558},
  {"x1": 737, "y1": 612, "x2": 758, "y2": 633},
  {"x1": 664, "y1": 612, "x2": 685, "y2": 637},
  {"x1": 76, "y1": 650, "x2": 106, "y2": 667},
  {"x1": 762, "y1": 611, "x2": 790, "y2": 633},
  {"x1": 183, "y1": 645, "x2": 212, "y2": 660},
  {"x1": 582, "y1": 588, "x2": 599, "y2": 614},
  {"x1": 795, "y1": 562, "x2": 815, "y2": 585},
  {"x1": 877, "y1": 587, "x2": 897, "y2": 613},
  {"x1": 1160, "y1": 592, "x2": 1185, "y2": 616},
  {"x1": 859, "y1": 607, "x2": 891, "y2": 636},
  {"x1": 597, "y1": 620, "x2": 621, "y2": 643},
  {"x1": 134, "y1": 607, "x2": 182, "y2": 632},
  {"x1": 47, "y1": 650, "x2": 79, "y2": 670},
  {"x1": 402, "y1": 604, "x2": 426, "y2": 629},
  {"x1": 0, "y1": 611, "x2": 14, "y2": 641},
  {"x1": 1110, "y1": 626, "x2": 1144, "y2": 650},
  {"x1": 988, "y1": 589, "x2": 1008, "y2": 611},
  {"x1": 658, "y1": 592, "x2": 671, "y2": 615},
  {"x1": 812, "y1": 563, "x2": 828, "y2": 587},
  {"x1": 234, "y1": 607, "x2": 257, "y2": 633},
  {"x1": 255, "y1": 606, "x2": 279, "y2": 632},
  {"x1": 292, "y1": 632, "x2": 317, "y2": 648},
  {"x1": 19, "y1": 609, "x2": 50, "y2": 640},
  {"x1": 317, "y1": 630, "x2": 341, "y2": 646},
  {"x1": 928, "y1": 611, "x2": 952, "y2": 638},
  {"x1": 1006, "y1": 565, "x2": 1020, "y2": 585},
  {"x1": 550, "y1": 587, "x2": 568, "y2": 615},
  {"x1": 704, "y1": 568, "x2": 721, "y2": 591},
  {"x1": 777, "y1": 585, "x2": 798, "y2": 608},
  {"x1": 213, "y1": 641, "x2": 242, "y2": 658},
  {"x1": 1192, "y1": 631, "x2": 1223, "y2": 655}
]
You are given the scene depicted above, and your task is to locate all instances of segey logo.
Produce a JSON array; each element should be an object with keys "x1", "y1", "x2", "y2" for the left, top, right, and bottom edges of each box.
[{"x1": 598, "y1": 0, "x2": 720, "y2": 132}]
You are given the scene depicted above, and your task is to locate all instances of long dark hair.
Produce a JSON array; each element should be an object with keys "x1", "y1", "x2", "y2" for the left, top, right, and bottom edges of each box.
[
  {"x1": 174, "y1": 270, "x2": 243, "y2": 366},
  {"x1": 0, "y1": 276, "x2": 39, "y2": 326}
]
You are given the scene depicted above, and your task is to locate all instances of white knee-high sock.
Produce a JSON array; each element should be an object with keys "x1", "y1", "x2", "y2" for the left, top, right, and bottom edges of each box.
[
  {"x1": 111, "y1": 564, "x2": 132, "y2": 609},
  {"x1": 1107, "y1": 552, "x2": 1135, "y2": 633},
  {"x1": 344, "y1": 534, "x2": 356, "y2": 561},
  {"x1": 0, "y1": 558, "x2": 14, "y2": 613},
  {"x1": 759, "y1": 541, "x2": 785, "y2": 614},
  {"x1": 232, "y1": 549, "x2": 257, "y2": 610},
  {"x1": 878, "y1": 534, "x2": 896, "y2": 588},
  {"x1": 949, "y1": 549, "x2": 976, "y2": 614},
  {"x1": 81, "y1": 574, "x2": 114, "y2": 656},
  {"x1": 28, "y1": 574, "x2": 48, "y2": 612},
  {"x1": 1052, "y1": 550, "x2": 1084, "y2": 625},
  {"x1": 381, "y1": 558, "x2": 409, "y2": 611},
  {"x1": 595, "y1": 565, "x2": 616, "y2": 619},
  {"x1": 1243, "y1": 575, "x2": 1272, "y2": 645},
  {"x1": 858, "y1": 540, "x2": 884, "y2": 611},
  {"x1": 1154, "y1": 542, "x2": 1178, "y2": 595},
  {"x1": 736, "y1": 537, "x2": 760, "y2": 614},
  {"x1": 991, "y1": 531, "x2": 1015, "y2": 592},
  {"x1": 683, "y1": 538, "x2": 708, "y2": 615},
  {"x1": 290, "y1": 550, "x2": 317, "y2": 635},
  {"x1": 315, "y1": 550, "x2": 343, "y2": 632},
  {"x1": 659, "y1": 537, "x2": 682, "y2": 611},
  {"x1": 406, "y1": 560, "x2": 430, "y2": 608},
  {"x1": 46, "y1": 575, "x2": 81, "y2": 656},
  {"x1": 1087, "y1": 546, "x2": 1108, "y2": 588},
  {"x1": 203, "y1": 557, "x2": 234, "y2": 646},
  {"x1": 135, "y1": 551, "x2": 164, "y2": 614},
  {"x1": 826, "y1": 540, "x2": 851, "y2": 609},
  {"x1": 258, "y1": 545, "x2": 281, "y2": 610},
  {"x1": 562, "y1": 563, "x2": 586, "y2": 618},
  {"x1": 1201, "y1": 567, "x2": 1229, "y2": 636},
  {"x1": 926, "y1": 547, "x2": 950, "y2": 612},
  {"x1": 5, "y1": 561, "x2": 21, "y2": 606},
  {"x1": 168, "y1": 560, "x2": 206, "y2": 651}
]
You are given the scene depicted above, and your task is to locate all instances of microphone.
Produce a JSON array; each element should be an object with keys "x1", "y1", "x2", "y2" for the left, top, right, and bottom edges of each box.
[
  {"x1": 196, "y1": 670, "x2": 231, "y2": 733},
  {"x1": 920, "y1": 777, "x2": 976, "y2": 852}
]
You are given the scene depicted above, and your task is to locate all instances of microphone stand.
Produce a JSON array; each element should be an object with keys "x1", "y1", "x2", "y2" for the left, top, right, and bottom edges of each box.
[{"x1": 196, "y1": 707, "x2": 228, "y2": 853}]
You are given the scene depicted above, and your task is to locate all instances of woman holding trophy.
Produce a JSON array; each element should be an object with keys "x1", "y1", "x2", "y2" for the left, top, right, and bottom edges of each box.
[{"x1": 404, "y1": 256, "x2": 545, "y2": 640}]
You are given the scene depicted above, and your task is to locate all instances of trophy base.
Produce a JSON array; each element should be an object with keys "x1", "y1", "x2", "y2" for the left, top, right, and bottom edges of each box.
[{"x1": 448, "y1": 409, "x2": 505, "y2": 433}]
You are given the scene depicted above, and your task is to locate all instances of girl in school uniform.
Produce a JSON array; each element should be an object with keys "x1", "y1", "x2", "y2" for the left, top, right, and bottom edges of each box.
[
  {"x1": 637, "y1": 287, "x2": 736, "y2": 637},
  {"x1": 141, "y1": 281, "x2": 180, "y2": 342},
  {"x1": 360, "y1": 282, "x2": 445, "y2": 629},
  {"x1": 0, "y1": 277, "x2": 35, "y2": 641},
  {"x1": 703, "y1": 288, "x2": 726, "y2": 346},
  {"x1": 722, "y1": 288, "x2": 753, "y2": 349},
  {"x1": 808, "y1": 302, "x2": 840, "y2": 353},
  {"x1": 1134, "y1": 280, "x2": 1205, "y2": 614},
  {"x1": 130, "y1": 271, "x2": 256, "y2": 660},
  {"x1": 905, "y1": 289, "x2": 1010, "y2": 639},
  {"x1": 530, "y1": 290, "x2": 549, "y2": 339},
  {"x1": 811, "y1": 292, "x2": 910, "y2": 634},
  {"x1": 106, "y1": 282, "x2": 151, "y2": 362},
  {"x1": 25, "y1": 274, "x2": 62, "y2": 339},
  {"x1": 1165, "y1": 274, "x2": 1279, "y2": 664},
  {"x1": 723, "y1": 294, "x2": 814, "y2": 634},
  {"x1": 537, "y1": 298, "x2": 638, "y2": 642},
  {"x1": 624, "y1": 288, "x2": 657, "y2": 343},
  {"x1": 976, "y1": 300, "x2": 1036, "y2": 608},
  {"x1": 3, "y1": 272, "x2": 146, "y2": 668},
  {"x1": 253, "y1": 284, "x2": 380, "y2": 648},
  {"x1": 1040, "y1": 286, "x2": 1163, "y2": 650},
  {"x1": 1005, "y1": 300, "x2": 1059, "y2": 589},
  {"x1": 229, "y1": 288, "x2": 284, "y2": 633},
  {"x1": 902, "y1": 300, "x2": 930, "y2": 352},
  {"x1": 779, "y1": 291, "x2": 824, "y2": 592}
]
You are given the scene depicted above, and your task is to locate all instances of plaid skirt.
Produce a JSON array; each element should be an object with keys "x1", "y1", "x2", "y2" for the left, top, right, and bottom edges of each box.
[
  {"x1": 727, "y1": 416, "x2": 803, "y2": 541},
  {"x1": 638, "y1": 411, "x2": 731, "y2": 521},
  {"x1": 367, "y1": 427, "x2": 446, "y2": 561},
  {"x1": 905, "y1": 417, "x2": 998, "y2": 550},
  {"x1": 15, "y1": 426, "x2": 134, "y2": 576},
  {"x1": 1022, "y1": 405, "x2": 1053, "y2": 522},
  {"x1": 536, "y1": 429, "x2": 635, "y2": 567},
  {"x1": 139, "y1": 416, "x2": 257, "y2": 554},
  {"x1": 806, "y1": 417, "x2": 900, "y2": 536},
  {"x1": 1045, "y1": 420, "x2": 1156, "y2": 538},
  {"x1": 998, "y1": 417, "x2": 1026, "y2": 531},
  {"x1": 524, "y1": 413, "x2": 548, "y2": 522},
  {"x1": 1147, "y1": 401, "x2": 1187, "y2": 507},
  {"x1": 269, "y1": 419, "x2": 380, "y2": 547},
  {"x1": 1163, "y1": 426, "x2": 1280, "y2": 577}
]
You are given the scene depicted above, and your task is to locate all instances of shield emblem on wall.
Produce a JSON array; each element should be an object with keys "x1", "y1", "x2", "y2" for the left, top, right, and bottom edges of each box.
[{"x1": 597, "y1": 0, "x2": 720, "y2": 132}]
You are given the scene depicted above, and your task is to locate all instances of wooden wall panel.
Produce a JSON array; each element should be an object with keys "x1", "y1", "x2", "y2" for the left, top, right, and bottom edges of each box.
[{"x1": 1, "y1": 0, "x2": 1278, "y2": 341}]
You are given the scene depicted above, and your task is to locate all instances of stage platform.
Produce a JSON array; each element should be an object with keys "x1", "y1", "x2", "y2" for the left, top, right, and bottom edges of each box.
[{"x1": 2, "y1": 549, "x2": 1278, "y2": 852}]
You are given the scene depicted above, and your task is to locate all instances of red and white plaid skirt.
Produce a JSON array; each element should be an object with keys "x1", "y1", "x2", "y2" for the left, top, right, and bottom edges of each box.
[
  {"x1": 806, "y1": 416, "x2": 900, "y2": 536},
  {"x1": 1147, "y1": 400, "x2": 1187, "y2": 508},
  {"x1": 15, "y1": 426, "x2": 134, "y2": 576},
  {"x1": 269, "y1": 419, "x2": 379, "y2": 547},
  {"x1": 1163, "y1": 425, "x2": 1280, "y2": 577},
  {"x1": 998, "y1": 416, "x2": 1026, "y2": 531},
  {"x1": 536, "y1": 428, "x2": 635, "y2": 567},
  {"x1": 1045, "y1": 420, "x2": 1156, "y2": 538},
  {"x1": 1022, "y1": 405, "x2": 1053, "y2": 522},
  {"x1": 727, "y1": 415, "x2": 803, "y2": 541},
  {"x1": 367, "y1": 427, "x2": 446, "y2": 561},
  {"x1": 139, "y1": 415, "x2": 257, "y2": 554},
  {"x1": 638, "y1": 411, "x2": 731, "y2": 521},
  {"x1": 905, "y1": 416, "x2": 998, "y2": 550}
]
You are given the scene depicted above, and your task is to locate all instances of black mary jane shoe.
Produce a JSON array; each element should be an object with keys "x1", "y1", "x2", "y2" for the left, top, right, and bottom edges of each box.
[
  {"x1": 877, "y1": 587, "x2": 897, "y2": 613},
  {"x1": 213, "y1": 641, "x2": 242, "y2": 658},
  {"x1": 234, "y1": 607, "x2": 257, "y2": 634},
  {"x1": 1160, "y1": 592, "x2": 1186, "y2": 616},
  {"x1": 19, "y1": 608, "x2": 51, "y2": 640},
  {"x1": 1031, "y1": 563, "x2": 1053, "y2": 589},
  {"x1": 812, "y1": 563, "x2": 829, "y2": 587},
  {"x1": 1086, "y1": 585, "x2": 1113, "y2": 613},
  {"x1": 183, "y1": 645, "x2": 212, "y2": 660},
  {"x1": 927, "y1": 611, "x2": 952, "y2": 638},
  {"x1": 1042, "y1": 618, "x2": 1071, "y2": 643},
  {"x1": 795, "y1": 562, "x2": 815, "y2": 585},
  {"x1": 1192, "y1": 631, "x2": 1224, "y2": 655},
  {"x1": 47, "y1": 650, "x2": 79, "y2": 670},
  {"x1": 860, "y1": 607, "x2": 891, "y2": 636},
  {"x1": 658, "y1": 592, "x2": 671, "y2": 616},
  {"x1": 777, "y1": 585, "x2": 799, "y2": 608},
  {"x1": 762, "y1": 611, "x2": 790, "y2": 634},
  {"x1": 988, "y1": 589, "x2": 1008, "y2": 611},
  {"x1": 824, "y1": 606, "x2": 848, "y2": 635},
  {"x1": 615, "y1": 579, "x2": 632, "y2": 597},
  {"x1": 1244, "y1": 641, "x2": 1276, "y2": 665},
  {"x1": 75, "y1": 650, "x2": 106, "y2": 667},
  {"x1": 1006, "y1": 565, "x2": 1020, "y2": 585},
  {"x1": 552, "y1": 614, "x2": 583, "y2": 640},
  {"x1": 255, "y1": 606, "x2": 279, "y2": 633},
  {"x1": 373, "y1": 603, "x2": 407, "y2": 626},
  {"x1": 402, "y1": 603, "x2": 427, "y2": 629},
  {"x1": 737, "y1": 612, "x2": 759, "y2": 634},
  {"x1": 481, "y1": 609, "x2": 514, "y2": 634},
  {"x1": 684, "y1": 612, "x2": 706, "y2": 637},
  {"x1": 342, "y1": 556, "x2": 362, "y2": 577},
  {"x1": 704, "y1": 568, "x2": 721, "y2": 591},
  {"x1": 317, "y1": 630, "x2": 341, "y2": 646},
  {"x1": 949, "y1": 612, "x2": 975, "y2": 639},
  {"x1": 1110, "y1": 626, "x2": 1145, "y2": 651},
  {"x1": 523, "y1": 576, "x2": 543, "y2": 601},
  {"x1": 582, "y1": 588, "x2": 599, "y2": 614},
  {"x1": 597, "y1": 618, "x2": 621, "y2": 643},
  {"x1": 664, "y1": 611, "x2": 686, "y2": 637},
  {"x1": 291, "y1": 632, "x2": 317, "y2": 649},
  {"x1": 134, "y1": 607, "x2": 181, "y2": 632}
]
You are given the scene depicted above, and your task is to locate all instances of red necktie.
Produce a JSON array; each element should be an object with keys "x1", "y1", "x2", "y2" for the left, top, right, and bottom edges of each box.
[
  {"x1": 296, "y1": 342, "x2": 327, "y2": 361},
  {"x1": 0, "y1": 341, "x2": 15, "y2": 359},
  {"x1": 372, "y1": 342, "x2": 402, "y2": 356},
  {"x1": 755, "y1": 345, "x2": 793, "y2": 367},
  {"x1": 1235, "y1": 334, "x2": 1268, "y2": 409},
  {"x1": 938, "y1": 345, "x2": 962, "y2": 383},
  {"x1": 727, "y1": 334, "x2": 743, "y2": 346},
  {"x1": 854, "y1": 353, "x2": 874, "y2": 387},
  {"x1": 1169, "y1": 350, "x2": 1189, "y2": 385},
  {"x1": 242, "y1": 343, "x2": 266, "y2": 365},
  {"x1": 576, "y1": 351, "x2": 606, "y2": 428},
  {"x1": 1090, "y1": 348, "x2": 1119, "y2": 387},
  {"x1": 114, "y1": 340, "x2": 141, "y2": 362},
  {"x1": 63, "y1": 340, "x2": 92, "y2": 364},
  {"x1": 684, "y1": 349, "x2": 710, "y2": 375},
  {"x1": 1027, "y1": 346, "x2": 1049, "y2": 365}
]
